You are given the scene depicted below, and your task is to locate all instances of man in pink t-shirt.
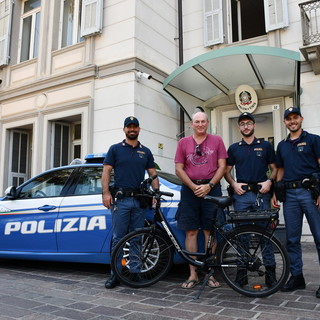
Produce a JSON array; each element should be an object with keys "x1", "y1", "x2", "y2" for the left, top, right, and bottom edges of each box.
[{"x1": 175, "y1": 111, "x2": 228, "y2": 289}]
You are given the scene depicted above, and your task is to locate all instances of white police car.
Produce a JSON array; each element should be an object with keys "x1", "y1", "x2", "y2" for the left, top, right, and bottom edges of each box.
[{"x1": 0, "y1": 154, "x2": 182, "y2": 264}]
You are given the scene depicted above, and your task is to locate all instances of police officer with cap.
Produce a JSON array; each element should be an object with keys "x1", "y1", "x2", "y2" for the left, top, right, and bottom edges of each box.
[
  {"x1": 272, "y1": 107, "x2": 320, "y2": 298},
  {"x1": 102, "y1": 116, "x2": 159, "y2": 289},
  {"x1": 225, "y1": 112, "x2": 277, "y2": 287}
]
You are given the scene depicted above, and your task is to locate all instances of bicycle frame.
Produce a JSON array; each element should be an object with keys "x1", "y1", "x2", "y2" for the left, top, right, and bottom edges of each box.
[
  {"x1": 111, "y1": 176, "x2": 289, "y2": 298},
  {"x1": 152, "y1": 198, "x2": 279, "y2": 270},
  {"x1": 112, "y1": 181, "x2": 289, "y2": 299}
]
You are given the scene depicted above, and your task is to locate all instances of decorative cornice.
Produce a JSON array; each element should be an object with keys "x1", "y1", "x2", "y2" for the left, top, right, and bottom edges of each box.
[
  {"x1": 0, "y1": 65, "x2": 97, "y2": 102},
  {"x1": 0, "y1": 57, "x2": 169, "y2": 102},
  {"x1": 96, "y1": 57, "x2": 168, "y2": 82}
]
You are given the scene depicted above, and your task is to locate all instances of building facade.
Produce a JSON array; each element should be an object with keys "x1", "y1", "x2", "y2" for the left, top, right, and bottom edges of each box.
[
  {"x1": 0, "y1": 0, "x2": 320, "y2": 234},
  {"x1": 0, "y1": 0, "x2": 180, "y2": 195}
]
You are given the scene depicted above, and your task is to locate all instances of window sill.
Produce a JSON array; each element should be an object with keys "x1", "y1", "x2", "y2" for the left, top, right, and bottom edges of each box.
[{"x1": 226, "y1": 34, "x2": 268, "y2": 47}]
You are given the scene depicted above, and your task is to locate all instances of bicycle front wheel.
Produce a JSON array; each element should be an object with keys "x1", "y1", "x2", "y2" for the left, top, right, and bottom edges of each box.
[
  {"x1": 217, "y1": 225, "x2": 289, "y2": 297},
  {"x1": 111, "y1": 228, "x2": 174, "y2": 288}
]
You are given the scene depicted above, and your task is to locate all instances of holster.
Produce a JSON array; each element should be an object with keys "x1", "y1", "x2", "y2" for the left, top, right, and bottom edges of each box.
[
  {"x1": 135, "y1": 195, "x2": 152, "y2": 209},
  {"x1": 227, "y1": 185, "x2": 234, "y2": 197},
  {"x1": 300, "y1": 174, "x2": 320, "y2": 200},
  {"x1": 109, "y1": 185, "x2": 117, "y2": 198},
  {"x1": 274, "y1": 180, "x2": 286, "y2": 202}
]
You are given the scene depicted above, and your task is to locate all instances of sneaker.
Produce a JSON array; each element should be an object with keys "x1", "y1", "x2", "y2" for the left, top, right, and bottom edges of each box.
[{"x1": 281, "y1": 274, "x2": 306, "y2": 292}]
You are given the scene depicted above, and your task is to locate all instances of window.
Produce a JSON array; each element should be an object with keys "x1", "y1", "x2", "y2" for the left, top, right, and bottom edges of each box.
[
  {"x1": 58, "y1": 0, "x2": 103, "y2": 48},
  {"x1": 229, "y1": 0, "x2": 266, "y2": 43},
  {"x1": 19, "y1": 0, "x2": 41, "y2": 62},
  {"x1": 9, "y1": 130, "x2": 30, "y2": 187},
  {"x1": 72, "y1": 122, "x2": 82, "y2": 159},
  {"x1": 18, "y1": 168, "x2": 74, "y2": 198},
  {"x1": 203, "y1": 0, "x2": 289, "y2": 46},
  {"x1": 59, "y1": 0, "x2": 82, "y2": 48},
  {"x1": 0, "y1": 0, "x2": 13, "y2": 66},
  {"x1": 51, "y1": 120, "x2": 82, "y2": 168},
  {"x1": 52, "y1": 122, "x2": 70, "y2": 168},
  {"x1": 74, "y1": 167, "x2": 103, "y2": 195}
]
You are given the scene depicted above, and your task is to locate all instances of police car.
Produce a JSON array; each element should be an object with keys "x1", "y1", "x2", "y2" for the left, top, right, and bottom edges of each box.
[{"x1": 0, "y1": 154, "x2": 183, "y2": 264}]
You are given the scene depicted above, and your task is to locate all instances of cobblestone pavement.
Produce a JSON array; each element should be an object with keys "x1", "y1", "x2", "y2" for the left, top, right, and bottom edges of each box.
[{"x1": 0, "y1": 243, "x2": 319, "y2": 320}]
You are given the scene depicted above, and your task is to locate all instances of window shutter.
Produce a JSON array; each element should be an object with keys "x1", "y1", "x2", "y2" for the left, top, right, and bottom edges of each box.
[
  {"x1": 0, "y1": 0, "x2": 13, "y2": 67},
  {"x1": 80, "y1": 0, "x2": 103, "y2": 37},
  {"x1": 264, "y1": 0, "x2": 289, "y2": 32},
  {"x1": 203, "y1": 0, "x2": 224, "y2": 46}
]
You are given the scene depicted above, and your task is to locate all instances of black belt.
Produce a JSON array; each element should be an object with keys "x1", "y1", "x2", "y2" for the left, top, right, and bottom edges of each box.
[
  {"x1": 192, "y1": 179, "x2": 211, "y2": 185},
  {"x1": 115, "y1": 189, "x2": 140, "y2": 197},
  {"x1": 123, "y1": 191, "x2": 138, "y2": 197},
  {"x1": 241, "y1": 183, "x2": 261, "y2": 193},
  {"x1": 284, "y1": 181, "x2": 303, "y2": 189}
]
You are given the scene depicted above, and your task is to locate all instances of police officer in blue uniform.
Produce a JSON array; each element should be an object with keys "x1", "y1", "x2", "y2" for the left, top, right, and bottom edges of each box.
[
  {"x1": 272, "y1": 107, "x2": 320, "y2": 298},
  {"x1": 102, "y1": 116, "x2": 159, "y2": 289},
  {"x1": 225, "y1": 112, "x2": 277, "y2": 287}
]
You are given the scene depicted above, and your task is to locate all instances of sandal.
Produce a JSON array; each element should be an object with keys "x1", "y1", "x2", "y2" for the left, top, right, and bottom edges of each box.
[
  {"x1": 207, "y1": 278, "x2": 221, "y2": 288},
  {"x1": 181, "y1": 279, "x2": 200, "y2": 289}
]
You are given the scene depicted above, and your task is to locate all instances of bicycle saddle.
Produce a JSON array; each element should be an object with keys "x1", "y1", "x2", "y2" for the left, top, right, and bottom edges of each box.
[{"x1": 204, "y1": 195, "x2": 233, "y2": 208}]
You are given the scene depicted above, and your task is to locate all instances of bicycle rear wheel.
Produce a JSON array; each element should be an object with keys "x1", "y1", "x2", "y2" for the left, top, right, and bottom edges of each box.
[
  {"x1": 217, "y1": 225, "x2": 289, "y2": 297},
  {"x1": 111, "y1": 228, "x2": 174, "y2": 288}
]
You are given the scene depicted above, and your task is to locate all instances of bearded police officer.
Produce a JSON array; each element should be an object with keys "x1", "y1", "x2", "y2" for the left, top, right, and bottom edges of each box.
[
  {"x1": 102, "y1": 116, "x2": 159, "y2": 289},
  {"x1": 225, "y1": 112, "x2": 277, "y2": 288},
  {"x1": 272, "y1": 107, "x2": 320, "y2": 298}
]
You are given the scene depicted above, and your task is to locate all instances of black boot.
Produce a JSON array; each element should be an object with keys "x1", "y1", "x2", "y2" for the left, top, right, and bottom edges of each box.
[
  {"x1": 105, "y1": 274, "x2": 120, "y2": 289},
  {"x1": 281, "y1": 274, "x2": 306, "y2": 292},
  {"x1": 265, "y1": 266, "x2": 277, "y2": 288},
  {"x1": 316, "y1": 286, "x2": 320, "y2": 298},
  {"x1": 235, "y1": 268, "x2": 248, "y2": 287}
]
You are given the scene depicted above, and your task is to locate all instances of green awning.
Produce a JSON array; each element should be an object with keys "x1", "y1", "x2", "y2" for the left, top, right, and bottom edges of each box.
[{"x1": 163, "y1": 46, "x2": 301, "y2": 120}]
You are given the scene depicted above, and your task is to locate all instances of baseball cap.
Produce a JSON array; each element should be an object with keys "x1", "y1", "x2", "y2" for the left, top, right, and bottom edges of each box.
[
  {"x1": 238, "y1": 112, "x2": 255, "y2": 123},
  {"x1": 124, "y1": 116, "x2": 140, "y2": 127},
  {"x1": 284, "y1": 107, "x2": 302, "y2": 119}
]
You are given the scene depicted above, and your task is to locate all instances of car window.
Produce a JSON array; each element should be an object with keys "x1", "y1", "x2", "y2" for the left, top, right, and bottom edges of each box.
[
  {"x1": 18, "y1": 168, "x2": 74, "y2": 198},
  {"x1": 74, "y1": 167, "x2": 104, "y2": 195}
]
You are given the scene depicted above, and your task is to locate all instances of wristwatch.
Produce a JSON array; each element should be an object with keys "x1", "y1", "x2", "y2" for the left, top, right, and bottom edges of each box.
[{"x1": 208, "y1": 182, "x2": 215, "y2": 189}]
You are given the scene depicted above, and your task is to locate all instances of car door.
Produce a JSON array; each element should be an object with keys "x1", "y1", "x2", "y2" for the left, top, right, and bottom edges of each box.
[
  {"x1": 57, "y1": 165, "x2": 112, "y2": 253},
  {"x1": 0, "y1": 168, "x2": 75, "y2": 252}
]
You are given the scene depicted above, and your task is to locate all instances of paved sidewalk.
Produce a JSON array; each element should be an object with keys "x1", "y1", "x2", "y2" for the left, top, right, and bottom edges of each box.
[{"x1": 0, "y1": 243, "x2": 319, "y2": 320}]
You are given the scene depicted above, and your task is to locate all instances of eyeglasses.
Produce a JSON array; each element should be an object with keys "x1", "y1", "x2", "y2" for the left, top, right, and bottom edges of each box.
[
  {"x1": 239, "y1": 121, "x2": 254, "y2": 128},
  {"x1": 195, "y1": 144, "x2": 202, "y2": 156}
]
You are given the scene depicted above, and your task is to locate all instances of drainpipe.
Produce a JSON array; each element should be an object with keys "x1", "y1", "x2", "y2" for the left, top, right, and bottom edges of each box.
[{"x1": 178, "y1": 0, "x2": 184, "y2": 137}]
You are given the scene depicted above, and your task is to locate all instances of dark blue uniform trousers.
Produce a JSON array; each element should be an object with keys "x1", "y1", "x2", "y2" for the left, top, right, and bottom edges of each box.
[{"x1": 283, "y1": 188, "x2": 320, "y2": 276}]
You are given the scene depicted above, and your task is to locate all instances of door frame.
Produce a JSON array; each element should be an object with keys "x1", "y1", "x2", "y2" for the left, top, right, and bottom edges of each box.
[
  {"x1": 210, "y1": 97, "x2": 287, "y2": 149},
  {"x1": 210, "y1": 96, "x2": 289, "y2": 225}
]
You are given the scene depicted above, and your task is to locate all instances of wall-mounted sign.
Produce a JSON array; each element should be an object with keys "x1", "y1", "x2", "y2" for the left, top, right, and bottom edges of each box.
[{"x1": 235, "y1": 85, "x2": 258, "y2": 113}]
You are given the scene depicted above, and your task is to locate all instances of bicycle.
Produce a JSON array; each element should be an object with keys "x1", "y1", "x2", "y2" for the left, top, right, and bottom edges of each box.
[{"x1": 111, "y1": 176, "x2": 290, "y2": 298}]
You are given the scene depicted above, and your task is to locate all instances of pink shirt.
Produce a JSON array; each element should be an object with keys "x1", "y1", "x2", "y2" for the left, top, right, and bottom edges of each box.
[{"x1": 174, "y1": 134, "x2": 228, "y2": 180}]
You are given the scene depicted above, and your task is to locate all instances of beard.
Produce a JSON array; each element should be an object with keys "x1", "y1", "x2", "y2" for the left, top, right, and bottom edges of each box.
[
  {"x1": 288, "y1": 122, "x2": 302, "y2": 133},
  {"x1": 126, "y1": 131, "x2": 139, "y2": 140},
  {"x1": 241, "y1": 128, "x2": 254, "y2": 138}
]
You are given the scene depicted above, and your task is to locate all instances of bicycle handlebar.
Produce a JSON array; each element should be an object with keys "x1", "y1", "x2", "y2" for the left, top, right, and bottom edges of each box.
[{"x1": 140, "y1": 175, "x2": 174, "y2": 198}]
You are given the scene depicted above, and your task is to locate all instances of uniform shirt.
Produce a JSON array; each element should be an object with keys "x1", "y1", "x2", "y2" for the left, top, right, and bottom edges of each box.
[
  {"x1": 103, "y1": 140, "x2": 155, "y2": 189},
  {"x1": 276, "y1": 130, "x2": 320, "y2": 182},
  {"x1": 227, "y1": 137, "x2": 275, "y2": 183},
  {"x1": 174, "y1": 134, "x2": 228, "y2": 180}
]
